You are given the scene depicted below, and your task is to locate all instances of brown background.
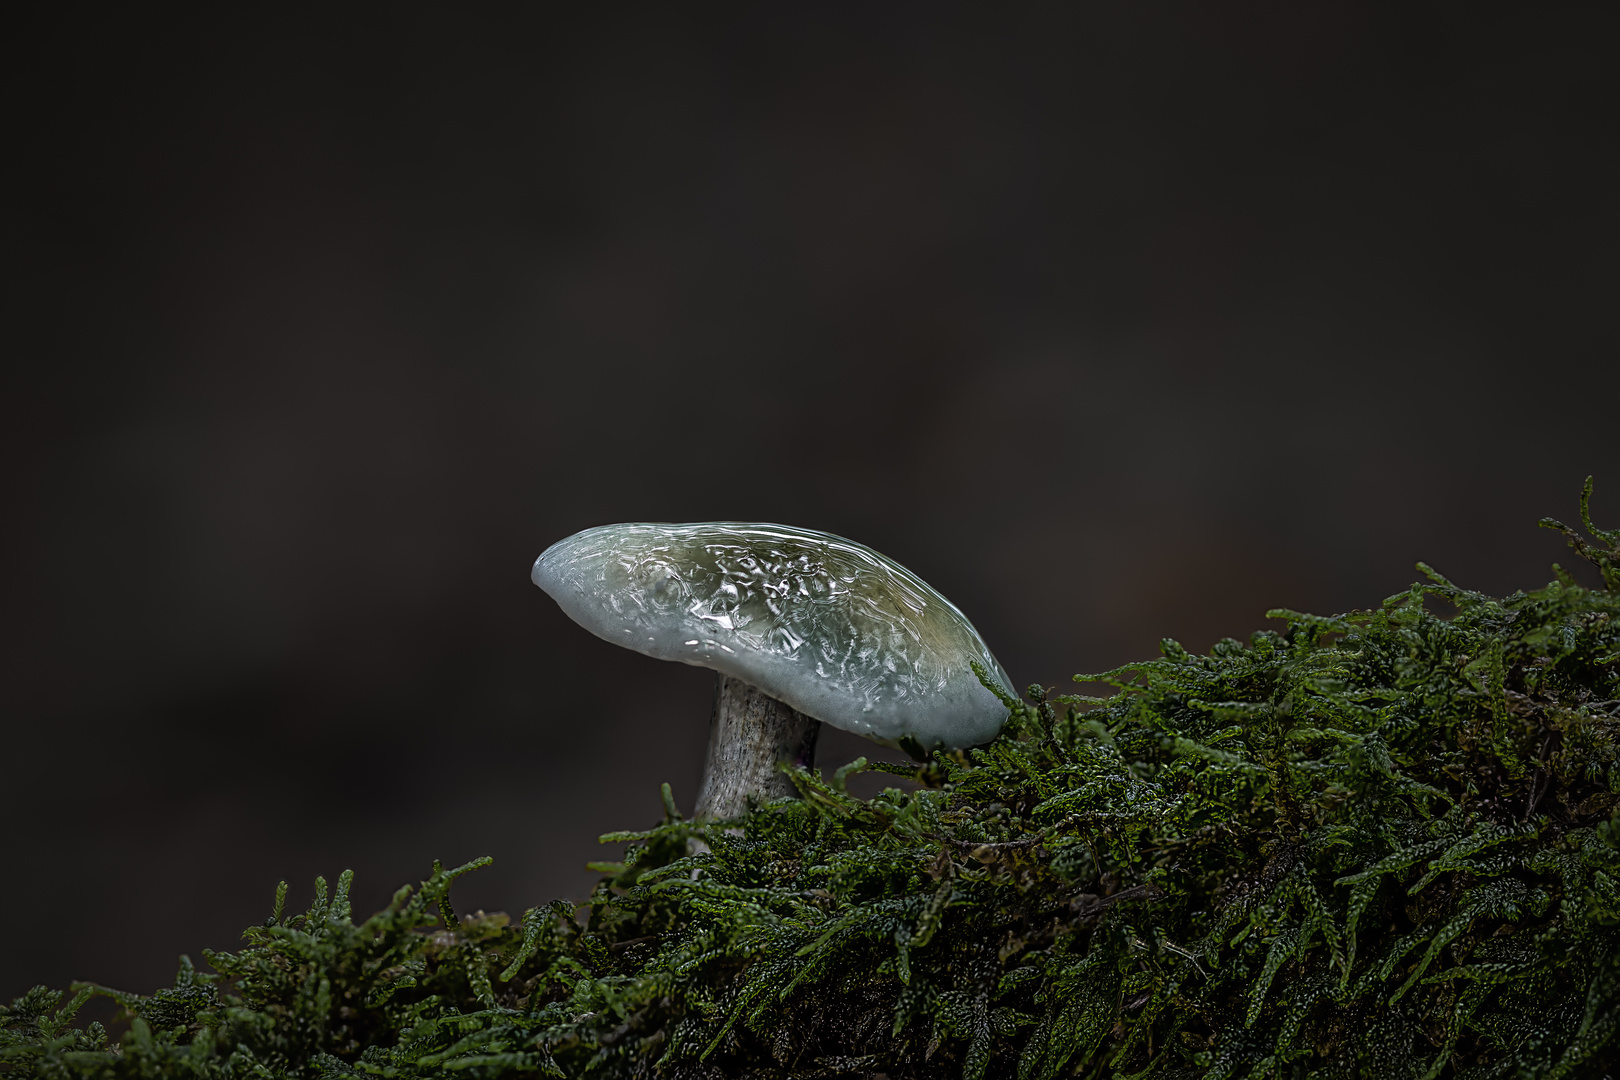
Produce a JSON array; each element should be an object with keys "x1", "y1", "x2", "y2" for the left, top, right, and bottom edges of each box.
[{"x1": 4, "y1": 3, "x2": 1616, "y2": 1002}]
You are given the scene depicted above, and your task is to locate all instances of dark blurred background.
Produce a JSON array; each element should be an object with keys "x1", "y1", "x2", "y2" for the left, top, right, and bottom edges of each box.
[{"x1": 4, "y1": 3, "x2": 1615, "y2": 1001}]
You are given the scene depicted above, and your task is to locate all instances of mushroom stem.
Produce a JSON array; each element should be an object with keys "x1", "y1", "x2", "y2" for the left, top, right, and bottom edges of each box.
[{"x1": 693, "y1": 673, "x2": 821, "y2": 820}]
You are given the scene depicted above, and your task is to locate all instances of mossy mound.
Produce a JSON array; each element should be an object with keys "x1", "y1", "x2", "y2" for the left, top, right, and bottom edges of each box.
[{"x1": 6, "y1": 484, "x2": 1620, "y2": 1079}]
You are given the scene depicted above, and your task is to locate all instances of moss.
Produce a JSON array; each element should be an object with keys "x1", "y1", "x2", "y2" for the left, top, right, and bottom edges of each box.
[{"x1": 5, "y1": 482, "x2": 1620, "y2": 1079}]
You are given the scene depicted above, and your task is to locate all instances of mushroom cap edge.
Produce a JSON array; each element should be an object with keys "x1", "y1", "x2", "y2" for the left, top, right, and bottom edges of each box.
[{"x1": 531, "y1": 521, "x2": 1012, "y2": 749}]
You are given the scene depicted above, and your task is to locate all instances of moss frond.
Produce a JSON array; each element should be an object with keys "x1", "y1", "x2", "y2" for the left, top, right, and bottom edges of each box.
[{"x1": 5, "y1": 486, "x2": 1620, "y2": 1078}]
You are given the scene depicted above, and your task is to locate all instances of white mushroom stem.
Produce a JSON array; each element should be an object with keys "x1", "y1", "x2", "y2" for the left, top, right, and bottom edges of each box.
[{"x1": 693, "y1": 673, "x2": 821, "y2": 820}]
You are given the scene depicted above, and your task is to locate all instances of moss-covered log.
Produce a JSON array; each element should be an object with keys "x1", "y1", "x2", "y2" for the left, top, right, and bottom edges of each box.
[{"x1": 5, "y1": 482, "x2": 1620, "y2": 1079}]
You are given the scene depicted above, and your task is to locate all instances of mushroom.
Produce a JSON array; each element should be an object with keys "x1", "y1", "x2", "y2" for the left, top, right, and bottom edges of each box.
[{"x1": 530, "y1": 522, "x2": 1012, "y2": 820}]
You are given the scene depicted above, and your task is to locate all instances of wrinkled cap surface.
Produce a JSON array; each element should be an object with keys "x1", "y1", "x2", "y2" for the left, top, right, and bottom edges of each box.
[{"x1": 532, "y1": 522, "x2": 1012, "y2": 748}]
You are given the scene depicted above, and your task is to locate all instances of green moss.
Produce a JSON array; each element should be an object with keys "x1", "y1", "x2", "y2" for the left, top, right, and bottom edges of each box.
[{"x1": 6, "y1": 482, "x2": 1620, "y2": 1079}]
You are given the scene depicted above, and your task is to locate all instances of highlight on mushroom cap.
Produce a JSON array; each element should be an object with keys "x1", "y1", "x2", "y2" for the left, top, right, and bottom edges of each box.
[{"x1": 531, "y1": 522, "x2": 1013, "y2": 748}]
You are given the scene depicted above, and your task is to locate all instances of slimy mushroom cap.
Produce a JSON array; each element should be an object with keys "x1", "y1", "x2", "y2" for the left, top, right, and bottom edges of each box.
[{"x1": 531, "y1": 522, "x2": 1012, "y2": 749}]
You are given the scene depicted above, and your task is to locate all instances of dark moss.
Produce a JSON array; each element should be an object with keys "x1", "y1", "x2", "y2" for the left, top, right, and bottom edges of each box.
[{"x1": 6, "y1": 482, "x2": 1619, "y2": 1079}]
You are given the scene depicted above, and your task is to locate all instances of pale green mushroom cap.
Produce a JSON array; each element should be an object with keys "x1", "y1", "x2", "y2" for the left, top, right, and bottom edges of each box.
[{"x1": 531, "y1": 522, "x2": 1013, "y2": 749}]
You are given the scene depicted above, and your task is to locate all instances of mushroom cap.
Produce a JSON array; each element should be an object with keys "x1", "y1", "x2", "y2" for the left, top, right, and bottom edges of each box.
[{"x1": 531, "y1": 522, "x2": 1012, "y2": 749}]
